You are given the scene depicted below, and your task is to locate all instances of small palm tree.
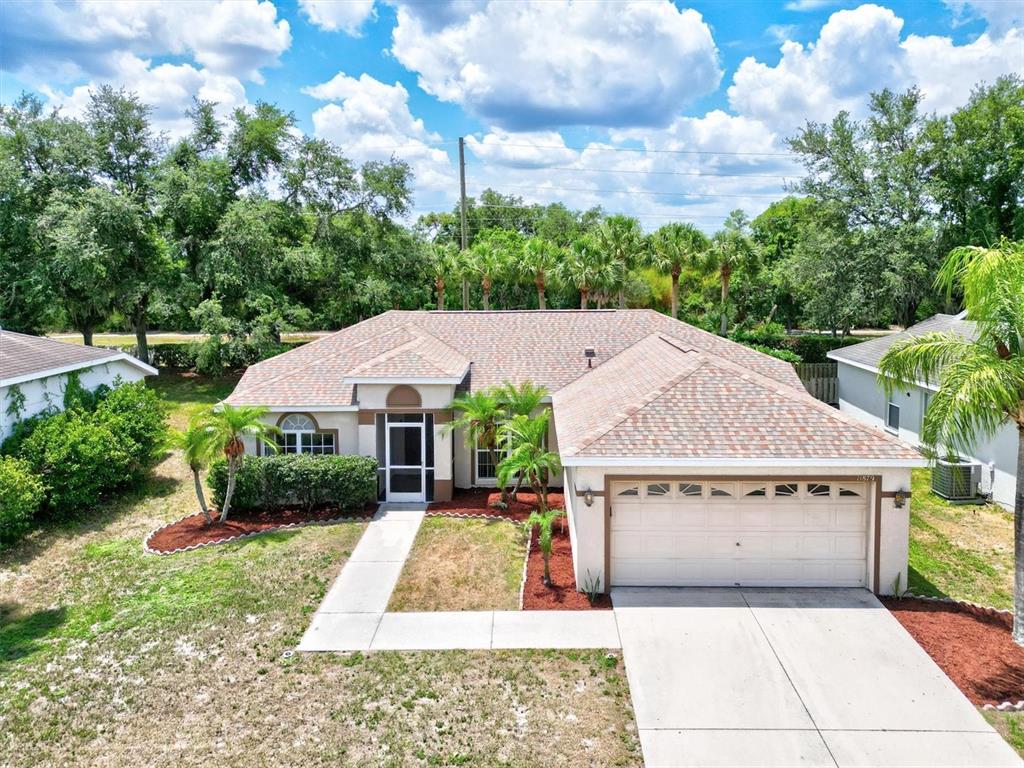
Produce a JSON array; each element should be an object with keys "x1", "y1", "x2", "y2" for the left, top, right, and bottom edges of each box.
[
  {"x1": 526, "y1": 508, "x2": 564, "y2": 587},
  {"x1": 522, "y1": 237, "x2": 561, "y2": 309},
  {"x1": 196, "y1": 404, "x2": 279, "y2": 522},
  {"x1": 496, "y1": 380, "x2": 549, "y2": 418},
  {"x1": 878, "y1": 239, "x2": 1024, "y2": 644},
  {"x1": 708, "y1": 211, "x2": 755, "y2": 335},
  {"x1": 447, "y1": 390, "x2": 507, "y2": 496},
  {"x1": 559, "y1": 236, "x2": 604, "y2": 309},
  {"x1": 430, "y1": 242, "x2": 459, "y2": 311},
  {"x1": 171, "y1": 417, "x2": 216, "y2": 524},
  {"x1": 650, "y1": 222, "x2": 710, "y2": 320},
  {"x1": 596, "y1": 214, "x2": 644, "y2": 308},
  {"x1": 497, "y1": 412, "x2": 561, "y2": 513}
]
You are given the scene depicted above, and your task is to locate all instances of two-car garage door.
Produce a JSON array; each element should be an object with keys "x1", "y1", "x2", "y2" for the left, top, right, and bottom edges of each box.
[{"x1": 609, "y1": 478, "x2": 870, "y2": 588}]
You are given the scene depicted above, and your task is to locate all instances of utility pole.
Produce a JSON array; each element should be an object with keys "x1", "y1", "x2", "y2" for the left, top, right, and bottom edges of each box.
[{"x1": 458, "y1": 136, "x2": 469, "y2": 310}]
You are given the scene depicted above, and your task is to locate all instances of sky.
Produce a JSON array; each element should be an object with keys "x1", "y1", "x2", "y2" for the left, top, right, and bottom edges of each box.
[{"x1": 1, "y1": 0, "x2": 1022, "y2": 231}]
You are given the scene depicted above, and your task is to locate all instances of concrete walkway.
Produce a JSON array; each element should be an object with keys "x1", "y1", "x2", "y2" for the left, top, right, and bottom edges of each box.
[
  {"x1": 297, "y1": 503, "x2": 621, "y2": 652},
  {"x1": 613, "y1": 587, "x2": 1021, "y2": 768}
]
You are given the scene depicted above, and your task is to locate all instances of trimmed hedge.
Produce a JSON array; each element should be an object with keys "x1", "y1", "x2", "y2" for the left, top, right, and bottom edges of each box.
[
  {"x1": 732, "y1": 327, "x2": 863, "y2": 364},
  {"x1": 748, "y1": 344, "x2": 802, "y2": 364},
  {"x1": 208, "y1": 454, "x2": 378, "y2": 514},
  {"x1": 0, "y1": 457, "x2": 44, "y2": 546},
  {"x1": 109, "y1": 340, "x2": 308, "y2": 371}
]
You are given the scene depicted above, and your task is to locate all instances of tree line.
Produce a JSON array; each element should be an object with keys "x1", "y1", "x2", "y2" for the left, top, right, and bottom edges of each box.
[{"x1": 1, "y1": 76, "x2": 1020, "y2": 357}]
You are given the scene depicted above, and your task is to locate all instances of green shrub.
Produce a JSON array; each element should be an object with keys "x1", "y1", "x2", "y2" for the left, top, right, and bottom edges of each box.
[
  {"x1": 208, "y1": 454, "x2": 378, "y2": 514},
  {"x1": 0, "y1": 457, "x2": 44, "y2": 545},
  {"x1": 783, "y1": 334, "x2": 863, "y2": 364},
  {"x1": 94, "y1": 381, "x2": 169, "y2": 472},
  {"x1": 748, "y1": 344, "x2": 802, "y2": 364},
  {"x1": 18, "y1": 412, "x2": 134, "y2": 517}
]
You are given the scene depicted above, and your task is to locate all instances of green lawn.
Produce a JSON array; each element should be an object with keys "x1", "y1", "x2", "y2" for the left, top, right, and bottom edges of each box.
[
  {"x1": 0, "y1": 372, "x2": 639, "y2": 767},
  {"x1": 388, "y1": 518, "x2": 528, "y2": 612},
  {"x1": 907, "y1": 468, "x2": 1014, "y2": 609}
]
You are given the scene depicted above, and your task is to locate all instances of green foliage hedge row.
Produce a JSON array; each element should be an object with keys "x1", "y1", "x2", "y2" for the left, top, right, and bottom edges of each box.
[
  {"x1": 0, "y1": 457, "x2": 45, "y2": 546},
  {"x1": 1, "y1": 381, "x2": 169, "y2": 524},
  {"x1": 732, "y1": 325, "x2": 863, "y2": 364},
  {"x1": 110, "y1": 340, "x2": 307, "y2": 372},
  {"x1": 208, "y1": 454, "x2": 378, "y2": 514}
]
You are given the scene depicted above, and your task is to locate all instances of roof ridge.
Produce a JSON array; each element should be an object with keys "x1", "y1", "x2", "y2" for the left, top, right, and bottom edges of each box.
[
  {"x1": 567, "y1": 339, "x2": 704, "y2": 455},
  {"x1": 346, "y1": 323, "x2": 466, "y2": 377}
]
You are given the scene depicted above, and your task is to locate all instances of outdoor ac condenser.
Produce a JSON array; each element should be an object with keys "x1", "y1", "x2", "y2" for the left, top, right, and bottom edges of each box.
[{"x1": 931, "y1": 457, "x2": 981, "y2": 501}]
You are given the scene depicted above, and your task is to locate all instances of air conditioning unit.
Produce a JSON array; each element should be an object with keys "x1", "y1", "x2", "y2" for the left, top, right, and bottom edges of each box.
[{"x1": 931, "y1": 457, "x2": 981, "y2": 501}]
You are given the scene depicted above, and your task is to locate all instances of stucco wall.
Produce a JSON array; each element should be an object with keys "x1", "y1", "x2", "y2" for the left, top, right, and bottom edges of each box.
[
  {"x1": 837, "y1": 361, "x2": 1018, "y2": 509},
  {"x1": 0, "y1": 359, "x2": 148, "y2": 441},
  {"x1": 565, "y1": 463, "x2": 913, "y2": 595}
]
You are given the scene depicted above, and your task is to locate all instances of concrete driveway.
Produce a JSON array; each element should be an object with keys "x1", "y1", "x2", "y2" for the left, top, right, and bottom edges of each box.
[{"x1": 612, "y1": 588, "x2": 1021, "y2": 768}]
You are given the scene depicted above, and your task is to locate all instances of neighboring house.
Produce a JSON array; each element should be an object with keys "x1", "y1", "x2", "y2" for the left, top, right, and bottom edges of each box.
[
  {"x1": 0, "y1": 331, "x2": 158, "y2": 441},
  {"x1": 829, "y1": 313, "x2": 1018, "y2": 510},
  {"x1": 225, "y1": 309, "x2": 924, "y2": 594}
]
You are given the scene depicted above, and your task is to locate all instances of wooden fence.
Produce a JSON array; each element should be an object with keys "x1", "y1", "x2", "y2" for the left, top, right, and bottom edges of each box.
[{"x1": 794, "y1": 362, "x2": 838, "y2": 405}]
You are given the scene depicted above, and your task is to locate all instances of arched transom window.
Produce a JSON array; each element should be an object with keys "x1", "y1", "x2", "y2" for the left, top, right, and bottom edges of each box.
[{"x1": 278, "y1": 414, "x2": 335, "y2": 455}]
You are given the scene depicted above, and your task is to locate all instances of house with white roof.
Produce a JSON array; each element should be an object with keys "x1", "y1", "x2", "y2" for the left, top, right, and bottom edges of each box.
[
  {"x1": 829, "y1": 313, "x2": 1018, "y2": 510},
  {"x1": 226, "y1": 309, "x2": 924, "y2": 595},
  {"x1": 0, "y1": 331, "x2": 157, "y2": 441}
]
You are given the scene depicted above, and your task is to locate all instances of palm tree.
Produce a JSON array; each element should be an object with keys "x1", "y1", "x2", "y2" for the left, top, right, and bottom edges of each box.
[
  {"x1": 707, "y1": 210, "x2": 755, "y2": 335},
  {"x1": 171, "y1": 417, "x2": 216, "y2": 524},
  {"x1": 522, "y1": 237, "x2": 561, "y2": 309},
  {"x1": 469, "y1": 239, "x2": 506, "y2": 310},
  {"x1": 650, "y1": 222, "x2": 710, "y2": 320},
  {"x1": 526, "y1": 507, "x2": 564, "y2": 587},
  {"x1": 195, "y1": 404, "x2": 279, "y2": 522},
  {"x1": 559, "y1": 236, "x2": 604, "y2": 309},
  {"x1": 496, "y1": 380, "x2": 549, "y2": 418},
  {"x1": 447, "y1": 390, "x2": 507, "y2": 497},
  {"x1": 878, "y1": 240, "x2": 1024, "y2": 644},
  {"x1": 595, "y1": 215, "x2": 644, "y2": 308},
  {"x1": 429, "y1": 243, "x2": 459, "y2": 311}
]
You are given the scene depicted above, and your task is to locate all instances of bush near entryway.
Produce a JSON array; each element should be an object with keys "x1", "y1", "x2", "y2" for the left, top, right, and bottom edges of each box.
[
  {"x1": 0, "y1": 457, "x2": 44, "y2": 545},
  {"x1": 208, "y1": 454, "x2": 378, "y2": 514}
]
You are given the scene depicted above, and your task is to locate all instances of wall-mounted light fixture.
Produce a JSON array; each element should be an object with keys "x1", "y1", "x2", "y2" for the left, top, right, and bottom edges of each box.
[
  {"x1": 894, "y1": 489, "x2": 909, "y2": 508},
  {"x1": 583, "y1": 489, "x2": 594, "y2": 507}
]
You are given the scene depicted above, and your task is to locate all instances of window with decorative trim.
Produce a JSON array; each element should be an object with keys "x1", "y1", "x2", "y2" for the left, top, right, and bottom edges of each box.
[
  {"x1": 646, "y1": 482, "x2": 671, "y2": 497},
  {"x1": 774, "y1": 482, "x2": 799, "y2": 497},
  {"x1": 614, "y1": 483, "x2": 639, "y2": 497},
  {"x1": 277, "y1": 414, "x2": 336, "y2": 455},
  {"x1": 808, "y1": 482, "x2": 831, "y2": 497},
  {"x1": 838, "y1": 484, "x2": 863, "y2": 498},
  {"x1": 709, "y1": 483, "x2": 735, "y2": 498},
  {"x1": 678, "y1": 482, "x2": 703, "y2": 497},
  {"x1": 743, "y1": 483, "x2": 767, "y2": 497}
]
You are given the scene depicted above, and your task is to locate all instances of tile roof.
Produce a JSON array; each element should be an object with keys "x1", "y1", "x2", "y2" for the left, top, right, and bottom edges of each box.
[
  {"x1": 226, "y1": 309, "x2": 804, "y2": 407},
  {"x1": 828, "y1": 314, "x2": 976, "y2": 371},
  {"x1": 553, "y1": 333, "x2": 921, "y2": 462},
  {"x1": 0, "y1": 331, "x2": 132, "y2": 383}
]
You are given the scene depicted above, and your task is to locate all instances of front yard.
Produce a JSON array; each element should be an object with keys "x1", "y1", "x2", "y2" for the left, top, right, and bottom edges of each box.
[
  {"x1": 388, "y1": 517, "x2": 527, "y2": 612},
  {"x1": 0, "y1": 372, "x2": 640, "y2": 768}
]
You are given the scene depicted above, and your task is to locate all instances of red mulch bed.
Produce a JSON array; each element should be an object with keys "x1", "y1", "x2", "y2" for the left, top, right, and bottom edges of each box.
[
  {"x1": 883, "y1": 597, "x2": 1024, "y2": 706},
  {"x1": 147, "y1": 504, "x2": 376, "y2": 553},
  {"x1": 428, "y1": 488, "x2": 610, "y2": 610}
]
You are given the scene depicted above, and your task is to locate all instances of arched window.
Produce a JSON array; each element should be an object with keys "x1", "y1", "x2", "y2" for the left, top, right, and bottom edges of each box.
[{"x1": 278, "y1": 414, "x2": 335, "y2": 455}]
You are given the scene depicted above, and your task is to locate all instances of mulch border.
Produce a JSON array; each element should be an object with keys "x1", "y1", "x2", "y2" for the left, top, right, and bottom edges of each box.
[
  {"x1": 142, "y1": 507, "x2": 378, "y2": 556},
  {"x1": 897, "y1": 592, "x2": 1020, "y2": 711}
]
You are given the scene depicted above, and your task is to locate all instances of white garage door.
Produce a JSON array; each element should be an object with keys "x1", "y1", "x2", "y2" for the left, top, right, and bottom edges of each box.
[{"x1": 610, "y1": 478, "x2": 869, "y2": 588}]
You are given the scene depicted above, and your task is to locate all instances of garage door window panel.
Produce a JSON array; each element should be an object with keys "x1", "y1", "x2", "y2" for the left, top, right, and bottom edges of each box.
[{"x1": 742, "y1": 483, "x2": 767, "y2": 498}]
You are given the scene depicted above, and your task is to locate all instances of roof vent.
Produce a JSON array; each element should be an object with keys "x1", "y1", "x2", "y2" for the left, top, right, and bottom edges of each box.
[{"x1": 584, "y1": 347, "x2": 596, "y2": 368}]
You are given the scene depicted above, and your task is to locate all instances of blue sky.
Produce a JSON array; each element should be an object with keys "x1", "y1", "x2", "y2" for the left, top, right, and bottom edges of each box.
[{"x1": 2, "y1": 0, "x2": 1021, "y2": 229}]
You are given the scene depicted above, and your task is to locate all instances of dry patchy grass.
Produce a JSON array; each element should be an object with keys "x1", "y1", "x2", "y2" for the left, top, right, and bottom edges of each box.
[
  {"x1": 0, "y1": 372, "x2": 639, "y2": 767},
  {"x1": 985, "y1": 710, "x2": 1024, "y2": 759},
  {"x1": 908, "y1": 469, "x2": 1014, "y2": 608},
  {"x1": 388, "y1": 517, "x2": 528, "y2": 612}
]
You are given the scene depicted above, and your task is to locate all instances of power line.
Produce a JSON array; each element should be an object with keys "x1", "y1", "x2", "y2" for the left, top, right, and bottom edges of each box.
[
  {"x1": 468, "y1": 141, "x2": 797, "y2": 158},
  {"x1": 466, "y1": 163, "x2": 800, "y2": 180},
  {"x1": 484, "y1": 184, "x2": 785, "y2": 200}
]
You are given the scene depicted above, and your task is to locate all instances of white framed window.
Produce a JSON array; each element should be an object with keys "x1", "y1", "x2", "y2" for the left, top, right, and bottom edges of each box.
[
  {"x1": 614, "y1": 482, "x2": 639, "y2": 497},
  {"x1": 678, "y1": 482, "x2": 703, "y2": 497},
  {"x1": 646, "y1": 482, "x2": 671, "y2": 497},
  {"x1": 773, "y1": 482, "x2": 799, "y2": 498},
  {"x1": 742, "y1": 483, "x2": 767, "y2": 497},
  {"x1": 886, "y1": 402, "x2": 900, "y2": 433},
  {"x1": 807, "y1": 482, "x2": 832, "y2": 498},
  {"x1": 709, "y1": 483, "x2": 735, "y2": 498},
  {"x1": 278, "y1": 414, "x2": 335, "y2": 455}
]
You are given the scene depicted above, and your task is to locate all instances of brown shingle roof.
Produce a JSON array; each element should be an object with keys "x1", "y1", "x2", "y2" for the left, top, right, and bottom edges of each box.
[
  {"x1": 226, "y1": 309, "x2": 803, "y2": 407},
  {"x1": 0, "y1": 331, "x2": 139, "y2": 383},
  {"x1": 553, "y1": 334, "x2": 921, "y2": 462}
]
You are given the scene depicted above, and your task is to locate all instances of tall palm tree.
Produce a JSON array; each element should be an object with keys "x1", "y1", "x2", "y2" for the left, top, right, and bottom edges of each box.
[
  {"x1": 596, "y1": 215, "x2": 644, "y2": 308},
  {"x1": 469, "y1": 239, "x2": 506, "y2": 310},
  {"x1": 707, "y1": 211, "x2": 755, "y2": 335},
  {"x1": 522, "y1": 237, "x2": 561, "y2": 309},
  {"x1": 559, "y1": 236, "x2": 604, "y2": 309},
  {"x1": 429, "y1": 242, "x2": 458, "y2": 311},
  {"x1": 650, "y1": 222, "x2": 710, "y2": 320},
  {"x1": 172, "y1": 417, "x2": 216, "y2": 524},
  {"x1": 195, "y1": 404, "x2": 279, "y2": 522},
  {"x1": 879, "y1": 240, "x2": 1024, "y2": 644}
]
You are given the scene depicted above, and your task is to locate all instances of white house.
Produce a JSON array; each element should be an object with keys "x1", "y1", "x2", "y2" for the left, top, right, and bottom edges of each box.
[
  {"x1": 828, "y1": 313, "x2": 1018, "y2": 510},
  {"x1": 0, "y1": 330, "x2": 158, "y2": 442},
  {"x1": 225, "y1": 309, "x2": 924, "y2": 595}
]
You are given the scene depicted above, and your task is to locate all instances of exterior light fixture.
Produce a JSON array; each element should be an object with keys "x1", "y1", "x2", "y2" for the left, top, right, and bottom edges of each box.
[
  {"x1": 894, "y1": 489, "x2": 908, "y2": 508},
  {"x1": 583, "y1": 489, "x2": 594, "y2": 507}
]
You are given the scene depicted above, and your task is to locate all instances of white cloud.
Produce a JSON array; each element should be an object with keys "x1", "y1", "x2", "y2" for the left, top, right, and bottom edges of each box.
[
  {"x1": 465, "y1": 130, "x2": 577, "y2": 168},
  {"x1": 784, "y1": 0, "x2": 837, "y2": 11},
  {"x1": 299, "y1": 0, "x2": 376, "y2": 35},
  {"x1": 3, "y1": 0, "x2": 290, "y2": 85},
  {"x1": 304, "y1": 72, "x2": 454, "y2": 191},
  {"x1": 390, "y1": 0, "x2": 722, "y2": 130},
  {"x1": 945, "y1": 0, "x2": 1024, "y2": 38},
  {"x1": 728, "y1": 3, "x2": 1023, "y2": 135}
]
